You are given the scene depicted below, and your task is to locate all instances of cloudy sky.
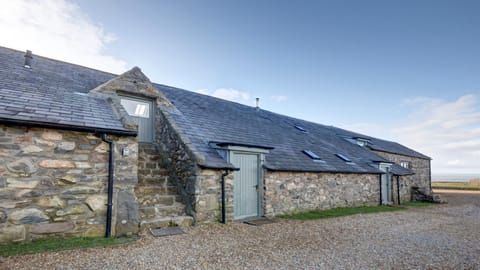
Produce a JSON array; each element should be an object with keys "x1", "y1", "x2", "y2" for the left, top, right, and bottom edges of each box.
[{"x1": 0, "y1": 0, "x2": 479, "y2": 175}]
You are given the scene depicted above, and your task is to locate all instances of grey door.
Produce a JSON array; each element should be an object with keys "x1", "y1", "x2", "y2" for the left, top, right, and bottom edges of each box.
[
  {"x1": 231, "y1": 152, "x2": 260, "y2": 220},
  {"x1": 381, "y1": 169, "x2": 392, "y2": 204},
  {"x1": 119, "y1": 96, "x2": 154, "y2": 143}
]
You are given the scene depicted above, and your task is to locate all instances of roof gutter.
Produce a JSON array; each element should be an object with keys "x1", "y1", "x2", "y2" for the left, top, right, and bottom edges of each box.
[{"x1": 0, "y1": 118, "x2": 137, "y2": 136}]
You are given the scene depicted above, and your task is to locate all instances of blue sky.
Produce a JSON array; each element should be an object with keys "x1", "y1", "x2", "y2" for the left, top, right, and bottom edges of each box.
[{"x1": 1, "y1": 0, "x2": 479, "y2": 175}]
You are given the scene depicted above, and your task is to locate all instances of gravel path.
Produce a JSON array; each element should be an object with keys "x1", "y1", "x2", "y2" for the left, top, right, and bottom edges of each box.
[{"x1": 3, "y1": 194, "x2": 480, "y2": 269}]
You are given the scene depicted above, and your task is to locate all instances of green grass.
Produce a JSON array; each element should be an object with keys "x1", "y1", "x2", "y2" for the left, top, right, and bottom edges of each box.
[
  {"x1": 279, "y1": 205, "x2": 405, "y2": 220},
  {"x1": 432, "y1": 181, "x2": 480, "y2": 191},
  {"x1": 402, "y1": 201, "x2": 437, "y2": 207},
  {"x1": 0, "y1": 236, "x2": 136, "y2": 257}
]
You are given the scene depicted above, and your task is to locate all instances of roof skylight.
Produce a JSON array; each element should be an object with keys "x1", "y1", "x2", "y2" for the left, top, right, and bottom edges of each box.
[
  {"x1": 295, "y1": 125, "x2": 307, "y2": 132},
  {"x1": 336, "y1": 154, "x2": 351, "y2": 162},
  {"x1": 303, "y1": 150, "x2": 321, "y2": 160}
]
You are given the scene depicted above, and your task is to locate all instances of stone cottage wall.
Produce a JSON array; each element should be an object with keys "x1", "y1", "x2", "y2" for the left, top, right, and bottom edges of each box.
[
  {"x1": 0, "y1": 125, "x2": 138, "y2": 243},
  {"x1": 372, "y1": 150, "x2": 431, "y2": 203},
  {"x1": 264, "y1": 171, "x2": 380, "y2": 216},
  {"x1": 195, "y1": 169, "x2": 233, "y2": 224}
]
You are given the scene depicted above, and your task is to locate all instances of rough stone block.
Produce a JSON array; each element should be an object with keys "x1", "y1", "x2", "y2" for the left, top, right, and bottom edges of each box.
[
  {"x1": 7, "y1": 178, "x2": 39, "y2": 189},
  {"x1": 172, "y1": 216, "x2": 193, "y2": 227},
  {"x1": 139, "y1": 207, "x2": 157, "y2": 218},
  {"x1": 57, "y1": 175, "x2": 77, "y2": 185},
  {"x1": 15, "y1": 135, "x2": 32, "y2": 143},
  {"x1": 85, "y1": 195, "x2": 107, "y2": 213},
  {"x1": 36, "y1": 196, "x2": 66, "y2": 208},
  {"x1": 74, "y1": 162, "x2": 92, "y2": 169},
  {"x1": 56, "y1": 204, "x2": 92, "y2": 217},
  {"x1": 39, "y1": 160, "x2": 75, "y2": 169},
  {"x1": 0, "y1": 225, "x2": 26, "y2": 243},
  {"x1": 84, "y1": 224, "x2": 105, "y2": 237},
  {"x1": 6, "y1": 158, "x2": 38, "y2": 175},
  {"x1": 115, "y1": 190, "x2": 139, "y2": 236},
  {"x1": 10, "y1": 208, "x2": 49, "y2": 224},
  {"x1": 72, "y1": 154, "x2": 89, "y2": 161},
  {"x1": 94, "y1": 143, "x2": 108, "y2": 153},
  {"x1": 63, "y1": 186, "x2": 98, "y2": 195},
  {"x1": 55, "y1": 141, "x2": 76, "y2": 152},
  {"x1": 21, "y1": 145, "x2": 43, "y2": 153},
  {"x1": 140, "y1": 217, "x2": 172, "y2": 229},
  {"x1": 30, "y1": 222, "x2": 75, "y2": 234},
  {"x1": 33, "y1": 138, "x2": 55, "y2": 146},
  {"x1": 42, "y1": 131, "x2": 63, "y2": 141}
]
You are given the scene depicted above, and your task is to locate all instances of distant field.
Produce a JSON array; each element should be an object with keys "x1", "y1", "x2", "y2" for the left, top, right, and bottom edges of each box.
[{"x1": 432, "y1": 181, "x2": 480, "y2": 191}]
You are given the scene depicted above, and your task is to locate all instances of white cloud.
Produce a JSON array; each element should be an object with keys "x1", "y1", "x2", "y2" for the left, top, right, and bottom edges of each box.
[
  {"x1": 392, "y1": 94, "x2": 480, "y2": 174},
  {"x1": 0, "y1": 0, "x2": 127, "y2": 73},
  {"x1": 270, "y1": 95, "x2": 288, "y2": 102},
  {"x1": 195, "y1": 88, "x2": 252, "y2": 105}
]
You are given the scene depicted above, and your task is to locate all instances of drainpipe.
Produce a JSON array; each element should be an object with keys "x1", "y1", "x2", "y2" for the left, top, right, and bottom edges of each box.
[
  {"x1": 221, "y1": 170, "x2": 230, "y2": 224},
  {"x1": 379, "y1": 174, "x2": 382, "y2": 205},
  {"x1": 397, "y1": 176, "x2": 401, "y2": 205},
  {"x1": 101, "y1": 134, "x2": 114, "y2": 238}
]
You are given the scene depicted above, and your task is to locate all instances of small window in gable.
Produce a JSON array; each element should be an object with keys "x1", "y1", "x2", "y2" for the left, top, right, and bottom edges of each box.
[
  {"x1": 400, "y1": 161, "x2": 410, "y2": 169},
  {"x1": 120, "y1": 96, "x2": 154, "y2": 143}
]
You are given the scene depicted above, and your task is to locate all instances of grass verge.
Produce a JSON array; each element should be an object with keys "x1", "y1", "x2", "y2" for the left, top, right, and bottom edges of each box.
[
  {"x1": 432, "y1": 181, "x2": 480, "y2": 191},
  {"x1": 402, "y1": 201, "x2": 437, "y2": 207},
  {"x1": 0, "y1": 236, "x2": 136, "y2": 257},
  {"x1": 279, "y1": 205, "x2": 405, "y2": 220}
]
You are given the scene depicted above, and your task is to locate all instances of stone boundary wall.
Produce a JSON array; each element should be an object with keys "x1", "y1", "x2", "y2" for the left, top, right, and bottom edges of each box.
[
  {"x1": 0, "y1": 125, "x2": 138, "y2": 243},
  {"x1": 264, "y1": 171, "x2": 380, "y2": 216},
  {"x1": 372, "y1": 150, "x2": 431, "y2": 202}
]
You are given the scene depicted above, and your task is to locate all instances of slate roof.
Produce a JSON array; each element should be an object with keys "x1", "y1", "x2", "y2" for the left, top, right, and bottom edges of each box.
[
  {"x1": 156, "y1": 84, "x2": 414, "y2": 175},
  {"x1": 327, "y1": 126, "x2": 431, "y2": 160},
  {"x1": 0, "y1": 46, "x2": 427, "y2": 174},
  {"x1": 0, "y1": 47, "x2": 133, "y2": 134}
]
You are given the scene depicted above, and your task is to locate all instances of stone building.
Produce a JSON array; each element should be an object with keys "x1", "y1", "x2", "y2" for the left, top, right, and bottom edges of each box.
[{"x1": 0, "y1": 46, "x2": 431, "y2": 243}]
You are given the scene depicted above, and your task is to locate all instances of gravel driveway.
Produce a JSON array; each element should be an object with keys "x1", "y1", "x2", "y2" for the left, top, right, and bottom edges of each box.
[{"x1": 3, "y1": 193, "x2": 480, "y2": 270}]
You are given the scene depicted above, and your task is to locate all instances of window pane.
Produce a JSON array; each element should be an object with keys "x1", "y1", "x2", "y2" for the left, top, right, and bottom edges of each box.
[{"x1": 120, "y1": 99, "x2": 150, "y2": 118}]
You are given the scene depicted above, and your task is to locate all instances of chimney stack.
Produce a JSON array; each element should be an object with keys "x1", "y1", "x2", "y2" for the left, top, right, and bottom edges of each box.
[
  {"x1": 24, "y1": 50, "x2": 33, "y2": 68},
  {"x1": 255, "y1": 97, "x2": 260, "y2": 111}
]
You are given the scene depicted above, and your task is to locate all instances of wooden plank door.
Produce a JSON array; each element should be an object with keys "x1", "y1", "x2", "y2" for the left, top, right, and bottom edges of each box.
[{"x1": 231, "y1": 152, "x2": 260, "y2": 220}]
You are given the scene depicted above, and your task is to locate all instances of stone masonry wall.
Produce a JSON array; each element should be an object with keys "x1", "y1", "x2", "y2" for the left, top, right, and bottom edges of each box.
[
  {"x1": 152, "y1": 106, "x2": 230, "y2": 224},
  {"x1": 372, "y1": 150, "x2": 431, "y2": 203},
  {"x1": 195, "y1": 169, "x2": 233, "y2": 224},
  {"x1": 151, "y1": 107, "x2": 199, "y2": 221},
  {"x1": 0, "y1": 125, "x2": 138, "y2": 243},
  {"x1": 264, "y1": 172, "x2": 380, "y2": 216},
  {"x1": 135, "y1": 143, "x2": 191, "y2": 228}
]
